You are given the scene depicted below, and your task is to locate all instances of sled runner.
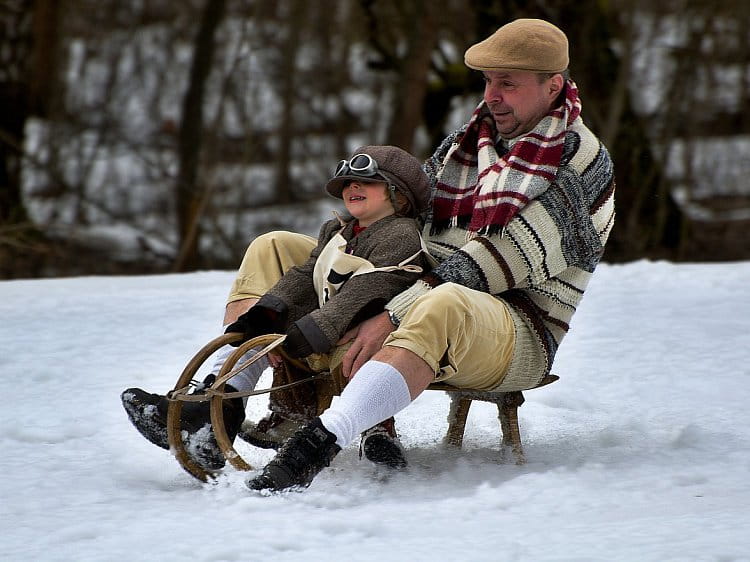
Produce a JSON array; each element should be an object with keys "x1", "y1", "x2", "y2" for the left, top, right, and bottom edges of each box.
[
  {"x1": 165, "y1": 333, "x2": 320, "y2": 482},
  {"x1": 166, "y1": 333, "x2": 557, "y2": 482}
]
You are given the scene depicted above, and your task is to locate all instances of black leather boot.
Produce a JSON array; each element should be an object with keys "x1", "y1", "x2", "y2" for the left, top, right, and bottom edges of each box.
[
  {"x1": 246, "y1": 418, "x2": 341, "y2": 492},
  {"x1": 121, "y1": 375, "x2": 245, "y2": 470}
]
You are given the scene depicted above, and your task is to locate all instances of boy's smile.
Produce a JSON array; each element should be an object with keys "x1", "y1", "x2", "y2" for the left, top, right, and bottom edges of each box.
[{"x1": 342, "y1": 180, "x2": 395, "y2": 227}]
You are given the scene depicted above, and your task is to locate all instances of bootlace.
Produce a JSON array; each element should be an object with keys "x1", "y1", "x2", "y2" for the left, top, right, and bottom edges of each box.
[
  {"x1": 273, "y1": 425, "x2": 337, "y2": 477},
  {"x1": 189, "y1": 374, "x2": 216, "y2": 393}
]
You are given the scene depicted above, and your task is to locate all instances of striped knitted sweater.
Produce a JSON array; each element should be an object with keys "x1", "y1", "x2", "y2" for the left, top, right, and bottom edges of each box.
[{"x1": 386, "y1": 116, "x2": 616, "y2": 391}]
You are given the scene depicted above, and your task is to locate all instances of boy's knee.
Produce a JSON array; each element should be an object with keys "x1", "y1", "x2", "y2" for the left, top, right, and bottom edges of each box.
[{"x1": 246, "y1": 231, "x2": 295, "y2": 258}]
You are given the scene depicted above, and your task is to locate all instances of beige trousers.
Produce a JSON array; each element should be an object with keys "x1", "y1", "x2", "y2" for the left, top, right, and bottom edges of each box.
[
  {"x1": 228, "y1": 231, "x2": 516, "y2": 390},
  {"x1": 228, "y1": 231, "x2": 318, "y2": 302}
]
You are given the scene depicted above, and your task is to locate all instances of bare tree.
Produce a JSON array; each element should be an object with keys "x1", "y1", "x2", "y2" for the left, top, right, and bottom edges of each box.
[
  {"x1": 0, "y1": 1, "x2": 34, "y2": 227},
  {"x1": 358, "y1": 0, "x2": 441, "y2": 152},
  {"x1": 273, "y1": 0, "x2": 308, "y2": 204},
  {"x1": 386, "y1": 1, "x2": 439, "y2": 151},
  {"x1": 0, "y1": 0, "x2": 63, "y2": 275},
  {"x1": 173, "y1": 0, "x2": 228, "y2": 272},
  {"x1": 5, "y1": 0, "x2": 750, "y2": 279},
  {"x1": 555, "y1": 0, "x2": 682, "y2": 261}
]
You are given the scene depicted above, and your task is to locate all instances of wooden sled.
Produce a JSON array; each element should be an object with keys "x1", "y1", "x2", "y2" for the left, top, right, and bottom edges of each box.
[{"x1": 166, "y1": 333, "x2": 557, "y2": 481}]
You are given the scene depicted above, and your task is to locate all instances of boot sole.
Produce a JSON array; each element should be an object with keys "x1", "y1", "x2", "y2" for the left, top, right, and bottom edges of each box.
[
  {"x1": 121, "y1": 390, "x2": 226, "y2": 470},
  {"x1": 362, "y1": 433, "x2": 408, "y2": 469},
  {"x1": 121, "y1": 390, "x2": 170, "y2": 450}
]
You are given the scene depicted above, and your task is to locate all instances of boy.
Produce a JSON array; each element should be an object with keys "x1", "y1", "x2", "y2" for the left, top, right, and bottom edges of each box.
[{"x1": 122, "y1": 145, "x2": 433, "y2": 471}]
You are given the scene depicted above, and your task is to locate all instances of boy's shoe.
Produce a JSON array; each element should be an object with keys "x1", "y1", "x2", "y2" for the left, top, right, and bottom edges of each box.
[
  {"x1": 121, "y1": 375, "x2": 245, "y2": 470},
  {"x1": 238, "y1": 412, "x2": 305, "y2": 450},
  {"x1": 360, "y1": 417, "x2": 407, "y2": 469},
  {"x1": 246, "y1": 418, "x2": 341, "y2": 492}
]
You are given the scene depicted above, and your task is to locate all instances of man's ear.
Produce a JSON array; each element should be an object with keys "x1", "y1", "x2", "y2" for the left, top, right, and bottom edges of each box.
[{"x1": 548, "y1": 73, "x2": 564, "y2": 99}]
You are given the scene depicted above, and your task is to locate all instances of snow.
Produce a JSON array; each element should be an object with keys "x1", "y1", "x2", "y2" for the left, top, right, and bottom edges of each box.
[{"x1": 2, "y1": 260, "x2": 750, "y2": 561}]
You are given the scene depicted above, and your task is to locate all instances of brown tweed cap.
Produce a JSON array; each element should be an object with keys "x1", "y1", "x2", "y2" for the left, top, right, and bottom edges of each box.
[
  {"x1": 464, "y1": 18, "x2": 568, "y2": 73},
  {"x1": 325, "y1": 145, "x2": 430, "y2": 216}
]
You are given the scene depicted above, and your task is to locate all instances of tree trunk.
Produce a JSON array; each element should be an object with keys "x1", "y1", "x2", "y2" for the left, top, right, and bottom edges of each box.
[
  {"x1": 386, "y1": 1, "x2": 438, "y2": 151},
  {"x1": 273, "y1": 0, "x2": 307, "y2": 205},
  {"x1": 0, "y1": 2, "x2": 33, "y2": 226},
  {"x1": 173, "y1": 0, "x2": 227, "y2": 272}
]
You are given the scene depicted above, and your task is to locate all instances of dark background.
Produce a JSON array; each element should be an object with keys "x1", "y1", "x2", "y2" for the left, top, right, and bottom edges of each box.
[{"x1": 2, "y1": 0, "x2": 749, "y2": 278}]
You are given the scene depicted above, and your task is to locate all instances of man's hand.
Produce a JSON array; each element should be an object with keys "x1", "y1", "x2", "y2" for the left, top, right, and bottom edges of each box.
[{"x1": 340, "y1": 311, "x2": 396, "y2": 379}]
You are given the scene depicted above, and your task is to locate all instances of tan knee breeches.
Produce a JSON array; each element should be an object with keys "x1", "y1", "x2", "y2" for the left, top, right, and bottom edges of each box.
[
  {"x1": 227, "y1": 231, "x2": 317, "y2": 303},
  {"x1": 384, "y1": 283, "x2": 516, "y2": 390}
]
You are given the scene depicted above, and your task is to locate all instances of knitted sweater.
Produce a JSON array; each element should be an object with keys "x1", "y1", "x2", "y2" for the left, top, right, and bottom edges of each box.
[
  {"x1": 386, "y1": 118, "x2": 616, "y2": 391},
  {"x1": 255, "y1": 214, "x2": 430, "y2": 356}
]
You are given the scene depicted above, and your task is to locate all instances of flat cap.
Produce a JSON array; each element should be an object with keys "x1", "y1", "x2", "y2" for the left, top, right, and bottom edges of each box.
[{"x1": 464, "y1": 18, "x2": 569, "y2": 73}]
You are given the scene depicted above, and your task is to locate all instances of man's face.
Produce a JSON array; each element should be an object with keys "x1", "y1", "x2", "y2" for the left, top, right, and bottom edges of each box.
[{"x1": 482, "y1": 70, "x2": 563, "y2": 139}]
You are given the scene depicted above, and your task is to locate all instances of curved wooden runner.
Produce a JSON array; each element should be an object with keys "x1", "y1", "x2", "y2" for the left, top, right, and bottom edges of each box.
[
  {"x1": 166, "y1": 332, "x2": 243, "y2": 482},
  {"x1": 167, "y1": 333, "x2": 291, "y2": 481},
  {"x1": 209, "y1": 334, "x2": 287, "y2": 472}
]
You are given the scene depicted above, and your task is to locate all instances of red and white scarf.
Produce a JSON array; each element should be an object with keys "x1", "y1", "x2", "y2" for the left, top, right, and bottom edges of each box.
[{"x1": 431, "y1": 80, "x2": 582, "y2": 236}]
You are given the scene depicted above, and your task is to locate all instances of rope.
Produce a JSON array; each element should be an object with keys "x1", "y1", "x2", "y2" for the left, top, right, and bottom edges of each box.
[
  {"x1": 168, "y1": 370, "x2": 331, "y2": 402},
  {"x1": 166, "y1": 333, "x2": 329, "y2": 402}
]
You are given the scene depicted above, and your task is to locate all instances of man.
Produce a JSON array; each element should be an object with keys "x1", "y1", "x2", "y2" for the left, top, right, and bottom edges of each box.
[{"x1": 246, "y1": 17, "x2": 616, "y2": 491}]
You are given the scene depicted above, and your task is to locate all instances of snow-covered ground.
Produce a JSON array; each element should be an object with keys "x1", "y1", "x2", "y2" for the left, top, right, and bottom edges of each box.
[{"x1": 2, "y1": 260, "x2": 749, "y2": 561}]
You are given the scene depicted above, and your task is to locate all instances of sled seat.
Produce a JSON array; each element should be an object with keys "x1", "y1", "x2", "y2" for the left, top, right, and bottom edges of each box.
[{"x1": 427, "y1": 374, "x2": 559, "y2": 464}]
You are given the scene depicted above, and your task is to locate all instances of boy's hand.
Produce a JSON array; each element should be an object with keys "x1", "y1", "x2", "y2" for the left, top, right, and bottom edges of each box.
[
  {"x1": 224, "y1": 306, "x2": 279, "y2": 346},
  {"x1": 267, "y1": 351, "x2": 284, "y2": 369},
  {"x1": 281, "y1": 323, "x2": 313, "y2": 359}
]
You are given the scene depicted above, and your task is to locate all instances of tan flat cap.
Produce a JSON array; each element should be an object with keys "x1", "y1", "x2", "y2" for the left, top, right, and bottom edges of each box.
[{"x1": 465, "y1": 18, "x2": 568, "y2": 73}]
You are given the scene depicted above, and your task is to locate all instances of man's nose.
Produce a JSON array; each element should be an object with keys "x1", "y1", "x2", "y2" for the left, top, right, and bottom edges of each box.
[{"x1": 484, "y1": 85, "x2": 502, "y2": 103}]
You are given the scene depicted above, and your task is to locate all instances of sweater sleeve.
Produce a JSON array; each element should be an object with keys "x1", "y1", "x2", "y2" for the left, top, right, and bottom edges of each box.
[{"x1": 262, "y1": 219, "x2": 340, "y2": 327}]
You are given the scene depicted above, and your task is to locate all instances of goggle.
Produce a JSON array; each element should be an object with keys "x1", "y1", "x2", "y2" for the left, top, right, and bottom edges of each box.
[{"x1": 334, "y1": 153, "x2": 381, "y2": 179}]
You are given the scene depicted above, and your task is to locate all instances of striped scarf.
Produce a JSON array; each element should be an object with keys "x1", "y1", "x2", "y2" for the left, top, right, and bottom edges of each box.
[{"x1": 431, "y1": 80, "x2": 582, "y2": 236}]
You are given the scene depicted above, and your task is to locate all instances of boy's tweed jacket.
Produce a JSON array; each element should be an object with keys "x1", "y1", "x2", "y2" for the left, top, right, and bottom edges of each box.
[
  {"x1": 387, "y1": 116, "x2": 616, "y2": 391},
  {"x1": 255, "y1": 214, "x2": 429, "y2": 356}
]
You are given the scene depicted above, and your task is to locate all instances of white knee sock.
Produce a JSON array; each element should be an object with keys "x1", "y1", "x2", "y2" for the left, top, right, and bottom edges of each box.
[
  {"x1": 208, "y1": 344, "x2": 268, "y2": 405},
  {"x1": 318, "y1": 360, "x2": 412, "y2": 447}
]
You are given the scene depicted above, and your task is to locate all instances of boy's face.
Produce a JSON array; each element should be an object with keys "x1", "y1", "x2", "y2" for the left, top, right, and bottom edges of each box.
[{"x1": 342, "y1": 180, "x2": 394, "y2": 227}]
